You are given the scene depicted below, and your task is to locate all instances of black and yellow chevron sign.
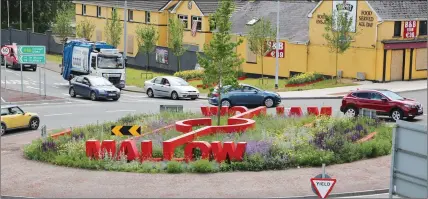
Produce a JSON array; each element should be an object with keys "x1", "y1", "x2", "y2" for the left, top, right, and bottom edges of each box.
[{"x1": 111, "y1": 125, "x2": 141, "y2": 136}]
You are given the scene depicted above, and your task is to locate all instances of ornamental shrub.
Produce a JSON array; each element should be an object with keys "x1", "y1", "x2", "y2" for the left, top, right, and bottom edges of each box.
[
  {"x1": 173, "y1": 69, "x2": 204, "y2": 80},
  {"x1": 286, "y1": 72, "x2": 323, "y2": 85}
]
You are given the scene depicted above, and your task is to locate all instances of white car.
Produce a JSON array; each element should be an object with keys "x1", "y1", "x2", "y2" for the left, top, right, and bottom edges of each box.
[{"x1": 144, "y1": 76, "x2": 200, "y2": 100}]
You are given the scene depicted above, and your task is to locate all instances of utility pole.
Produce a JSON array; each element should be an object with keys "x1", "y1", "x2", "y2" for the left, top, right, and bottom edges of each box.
[
  {"x1": 274, "y1": 0, "x2": 280, "y2": 89},
  {"x1": 7, "y1": 0, "x2": 10, "y2": 27},
  {"x1": 20, "y1": 0, "x2": 22, "y2": 30},
  {"x1": 32, "y1": 0, "x2": 34, "y2": 32},
  {"x1": 123, "y1": 0, "x2": 128, "y2": 62}
]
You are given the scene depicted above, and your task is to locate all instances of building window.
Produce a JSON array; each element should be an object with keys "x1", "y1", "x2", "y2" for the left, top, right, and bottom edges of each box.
[
  {"x1": 145, "y1": 11, "x2": 151, "y2": 23},
  {"x1": 128, "y1": 10, "x2": 134, "y2": 21},
  {"x1": 192, "y1": 16, "x2": 202, "y2": 31},
  {"x1": 419, "y1": 20, "x2": 427, "y2": 35},
  {"x1": 97, "y1": 6, "x2": 102, "y2": 17},
  {"x1": 394, "y1": 21, "x2": 401, "y2": 37},
  {"x1": 178, "y1": 14, "x2": 188, "y2": 29},
  {"x1": 82, "y1": 4, "x2": 87, "y2": 15}
]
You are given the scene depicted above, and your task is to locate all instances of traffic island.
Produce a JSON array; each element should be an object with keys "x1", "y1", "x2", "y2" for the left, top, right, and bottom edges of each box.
[
  {"x1": 23, "y1": 106, "x2": 393, "y2": 173},
  {"x1": 1, "y1": 87, "x2": 63, "y2": 103}
]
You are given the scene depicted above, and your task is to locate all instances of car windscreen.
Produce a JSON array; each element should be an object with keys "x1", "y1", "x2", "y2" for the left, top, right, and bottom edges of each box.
[
  {"x1": 170, "y1": 77, "x2": 189, "y2": 86},
  {"x1": 90, "y1": 78, "x2": 113, "y2": 86},
  {"x1": 379, "y1": 90, "x2": 404, "y2": 100}
]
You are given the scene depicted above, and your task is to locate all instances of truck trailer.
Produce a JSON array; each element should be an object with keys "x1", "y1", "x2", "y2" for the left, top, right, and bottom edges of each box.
[{"x1": 60, "y1": 39, "x2": 126, "y2": 89}]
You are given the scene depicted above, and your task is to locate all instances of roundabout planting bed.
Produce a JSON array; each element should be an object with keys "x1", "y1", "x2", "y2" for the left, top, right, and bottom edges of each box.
[{"x1": 24, "y1": 108, "x2": 393, "y2": 173}]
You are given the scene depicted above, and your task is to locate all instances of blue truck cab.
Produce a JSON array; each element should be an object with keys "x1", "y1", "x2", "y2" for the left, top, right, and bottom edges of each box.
[{"x1": 60, "y1": 39, "x2": 126, "y2": 89}]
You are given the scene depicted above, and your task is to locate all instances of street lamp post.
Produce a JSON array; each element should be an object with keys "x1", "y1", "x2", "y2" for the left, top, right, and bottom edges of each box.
[
  {"x1": 7, "y1": 0, "x2": 10, "y2": 28},
  {"x1": 20, "y1": 0, "x2": 22, "y2": 30},
  {"x1": 123, "y1": 1, "x2": 128, "y2": 62},
  {"x1": 274, "y1": 0, "x2": 280, "y2": 89},
  {"x1": 32, "y1": 0, "x2": 34, "y2": 32}
]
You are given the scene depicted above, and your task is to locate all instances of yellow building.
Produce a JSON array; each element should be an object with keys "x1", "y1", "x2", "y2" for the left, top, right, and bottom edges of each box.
[
  {"x1": 231, "y1": 0, "x2": 427, "y2": 81},
  {"x1": 73, "y1": 0, "x2": 427, "y2": 81}
]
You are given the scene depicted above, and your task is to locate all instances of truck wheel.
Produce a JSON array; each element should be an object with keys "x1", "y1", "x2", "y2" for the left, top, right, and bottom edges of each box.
[
  {"x1": 32, "y1": 66, "x2": 37, "y2": 71},
  {"x1": 90, "y1": 91, "x2": 97, "y2": 101}
]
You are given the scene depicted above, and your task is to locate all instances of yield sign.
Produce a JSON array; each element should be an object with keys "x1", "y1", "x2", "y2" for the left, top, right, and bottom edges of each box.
[{"x1": 310, "y1": 178, "x2": 337, "y2": 198}]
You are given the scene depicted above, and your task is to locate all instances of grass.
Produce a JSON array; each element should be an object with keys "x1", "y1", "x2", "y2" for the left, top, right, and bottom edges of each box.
[
  {"x1": 23, "y1": 110, "x2": 393, "y2": 173},
  {"x1": 46, "y1": 54, "x2": 62, "y2": 64},
  {"x1": 47, "y1": 53, "x2": 357, "y2": 93}
]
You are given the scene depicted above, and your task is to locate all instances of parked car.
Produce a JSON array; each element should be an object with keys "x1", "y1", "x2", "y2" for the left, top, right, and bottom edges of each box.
[
  {"x1": 1, "y1": 105, "x2": 40, "y2": 136},
  {"x1": 144, "y1": 76, "x2": 199, "y2": 100},
  {"x1": 208, "y1": 84, "x2": 281, "y2": 108},
  {"x1": 69, "y1": 75, "x2": 121, "y2": 101},
  {"x1": 340, "y1": 89, "x2": 423, "y2": 121},
  {"x1": 1, "y1": 45, "x2": 37, "y2": 71}
]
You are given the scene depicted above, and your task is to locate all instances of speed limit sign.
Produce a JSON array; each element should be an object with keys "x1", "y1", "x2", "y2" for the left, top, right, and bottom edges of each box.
[{"x1": 1, "y1": 46, "x2": 10, "y2": 56}]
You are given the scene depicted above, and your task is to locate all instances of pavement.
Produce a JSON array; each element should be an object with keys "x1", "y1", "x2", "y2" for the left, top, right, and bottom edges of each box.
[{"x1": 0, "y1": 61, "x2": 426, "y2": 198}]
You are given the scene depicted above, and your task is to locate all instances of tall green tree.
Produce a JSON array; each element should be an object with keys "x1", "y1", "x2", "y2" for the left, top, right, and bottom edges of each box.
[
  {"x1": 322, "y1": 11, "x2": 355, "y2": 83},
  {"x1": 1, "y1": 0, "x2": 72, "y2": 32},
  {"x1": 247, "y1": 18, "x2": 276, "y2": 85},
  {"x1": 168, "y1": 16, "x2": 186, "y2": 72},
  {"x1": 104, "y1": 8, "x2": 122, "y2": 47},
  {"x1": 52, "y1": 8, "x2": 74, "y2": 43},
  {"x1": 136, "y1": 25, "x2": 159, "y2": 71},
  {"x1": 76, "y1": 18, "x2": 96, "y2": 40},
  {"x1": 197, "y1": 0, "x2": 244, "y2": 126}
]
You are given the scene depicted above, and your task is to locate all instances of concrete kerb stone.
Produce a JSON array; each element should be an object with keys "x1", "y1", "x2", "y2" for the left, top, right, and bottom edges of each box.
[
  {"x1": 0, "y1": 195, "x2": 37, "y2": 199},
  {"x1": 2, "y1": 98, "x2": 71, "y2": 105},
  {"x1": 275, "y1": 188, "x2": 389, "y2": 199}
]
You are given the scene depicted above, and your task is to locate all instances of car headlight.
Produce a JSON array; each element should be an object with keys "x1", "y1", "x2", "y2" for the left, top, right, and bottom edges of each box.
[{"x1": 404, "y1": 104, "x2": 417, "y2": 108}]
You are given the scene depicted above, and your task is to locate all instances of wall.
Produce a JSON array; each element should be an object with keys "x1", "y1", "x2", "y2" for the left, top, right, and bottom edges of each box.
[
  {"x1": 1, "y1": 28, "x2": 63, "y2": 54},
  {"x1": 307, "y1": 0, "x2": 379, "y2": 80},
  {"x1": 236, "y1": 36, "x2": 307, "y2": 78},
  {"x1": 172, "y1": 0, "x2": 213, "y2": 51}
]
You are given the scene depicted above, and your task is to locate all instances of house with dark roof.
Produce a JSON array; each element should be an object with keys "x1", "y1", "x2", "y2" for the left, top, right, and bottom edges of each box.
[{"x1": 231, "y1": 0, "x2": 426, "y2": 81}]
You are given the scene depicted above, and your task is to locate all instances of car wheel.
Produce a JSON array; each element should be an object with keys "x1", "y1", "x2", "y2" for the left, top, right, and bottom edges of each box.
[
  {"x1": 345, "y1": 106, "x2": 359, "y2": 117},
  {"x1": 171, "y1": 91, "x2": 179, "y2": 100},
  {"x1": 406, "y1": 116, "x2": 415, "y2": 121},
  {"x1": 90, "y1": 91, "x2": 97, "y2": 101},
  {"x1": 69, "y1": 87, "x2": 76, "y2": 97},
  {"x1": 191, "y1": 97, "x2": 197, "y2": 100},
  {"x1": 391, "y1": 109, "x2": 404, "y2": 122},
  {"x1": 221, "y1": 99, "x2": 231, "y2": 107},
  {"x1": 1, "y1": 123, "x2": 6, "y2": 136},
  {"x1": 32, "y1": 66, "x2": 37, "y2": 71},
  {"x1": 29, "y1": 118, "x2": 40, "y2": 130},
  {"x1": 263, "y1": 97, "x2": 274, "y2": 108},
  {"x1": 147, "y1": 89, "x2": 154, "y2": 98}
]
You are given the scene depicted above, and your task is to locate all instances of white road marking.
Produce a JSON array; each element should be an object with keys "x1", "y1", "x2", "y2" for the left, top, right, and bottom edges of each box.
[
  {"x1": 26, "y1": 86, "x2": 42, "y2": 90},
  {"x1": 121, "y1": 93, "x2": 146, "y2": 98},
  {"x1": 105, "y1": 110, "x2": 136, "y2": 113},
  {"x1": 44, "y1": 113, "x2": 73, "y2": 117},
  {"x1": 1, "y1": 97, "x2": 5, "y2": 102}
]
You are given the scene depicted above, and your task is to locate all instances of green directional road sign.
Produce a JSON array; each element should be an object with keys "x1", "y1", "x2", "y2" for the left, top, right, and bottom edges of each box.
[
  {"x1": 18, "y1": 55, "x2": 46, "y2": 64},
  {"x1": 18, "y1": 45, "x2": 46, "y2": 55},
  {"x1": 17, "y1": 45, "x2": 46, "y2": 64}
]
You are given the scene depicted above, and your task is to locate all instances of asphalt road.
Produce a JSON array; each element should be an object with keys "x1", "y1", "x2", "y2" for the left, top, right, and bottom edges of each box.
[{"x1": 1, "y1": 66, "x2": 427, "y2": 133}]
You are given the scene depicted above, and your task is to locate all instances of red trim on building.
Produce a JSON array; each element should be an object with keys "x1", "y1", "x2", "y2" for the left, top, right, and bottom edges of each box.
[{"x1": 384, "y1": 41, "x2": 427, "y2": 50}]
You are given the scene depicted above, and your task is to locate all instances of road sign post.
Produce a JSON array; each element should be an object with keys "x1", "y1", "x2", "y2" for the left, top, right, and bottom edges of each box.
[
  {"x1": 2, "y1": 46, "x2": 10, "y2": 94},
  {"x1": 17, "y1": 45, "x2": 46, "y2": 97},
  {"x1": 311, "y1": 164, "x2": 337, "y2": 198}
]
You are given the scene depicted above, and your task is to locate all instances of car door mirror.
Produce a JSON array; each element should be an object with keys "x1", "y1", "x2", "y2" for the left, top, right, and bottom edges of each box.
[
  {"x1": 253, "y1": 90, "x2": 258, "y2": 94},
  {"x1": 381, "y1": 97, "x2": 388, "y2": 102}
]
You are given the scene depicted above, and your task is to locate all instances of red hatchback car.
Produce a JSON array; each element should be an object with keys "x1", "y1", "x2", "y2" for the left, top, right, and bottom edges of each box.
[
  {"x1": 340, "y1": 89, "x2": 423, "y2": 121},
  {"x1": 1, "y1": 44, "x2": 37, "y2": 71}
]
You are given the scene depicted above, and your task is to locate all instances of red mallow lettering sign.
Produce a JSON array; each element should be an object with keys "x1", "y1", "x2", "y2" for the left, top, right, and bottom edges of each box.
[
  {"x1": 85, "y1": 106, "x2": 267, "y2": 162},
  {"x1": 404, "y1": 21, "x2": 417, "y2": 38},
  {"x1": 265, "y1": 41, "x2": 285, "y2": 58}
]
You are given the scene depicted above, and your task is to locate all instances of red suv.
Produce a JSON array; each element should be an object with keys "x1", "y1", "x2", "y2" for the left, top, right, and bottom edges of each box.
[
  {"x1": 1, "y1": 45, "x2": 37, "y2": 71},
  {"x1": 340, "y1": 89, "x2": 423, "y2": 121}
]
